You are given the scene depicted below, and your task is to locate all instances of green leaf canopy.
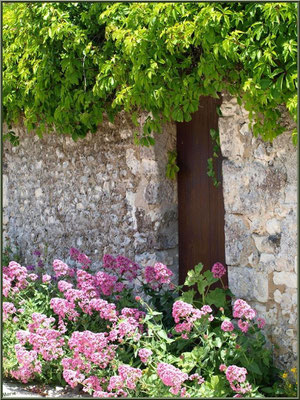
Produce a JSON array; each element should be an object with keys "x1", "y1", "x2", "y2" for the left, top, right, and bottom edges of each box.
[{"x1": 3, "y1": 2, "x2": 298, "y2": 143}]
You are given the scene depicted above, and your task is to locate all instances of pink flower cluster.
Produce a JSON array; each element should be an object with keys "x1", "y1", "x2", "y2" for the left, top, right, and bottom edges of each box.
[
  {"x1": 16, "y1": 313, "x2": 65, "y2": 361},
  {"x1": 189, "y1": 373, "x2": 205, "y2": 385},
  {"x1": 145, "y1": 263, "x2": 173, "y2": 290},
  {"x1": 233, "y1": 299, "x2": 256, "y2": 320},
  {"x1": 232, "y1": 299, "x2": 266, "y2": 334},
  {"x1": 211, "y1": 262, "x2": 226, "y2": 279},
  {"x1": 172, "y1": 301, "x2": 212, "y2": 337},
  {"x1": 53, "y1": 259, "x2": 71, "y2": 278},
  {"x1": 3, "y1": 262, "x2": 30, "y2": 296},
  {"x1": 11, "y1": 345, "x2": 42, "y2": 383},
  {"x1": 70, "y1": 248, "x2": 91, "y2": 269},
  {"x1": 62, "y1": 330, "x2": 119, "y2": 393},
  {"x1": 68, "y1": 331, "x2": 117, "y2": 369},
  {"x1": 42, "y1": 274, "x2": 51, "y2": 283},
  {"x1": 138, "y1": 348, "x2": 152, "y2": 364},
  {"x1": 102, "y1": 254, "x2": 140, "y2": 282},
  {"x1": 221, "y1": 320, "x2": 234, "y2": 332},
  {"x1": 3, "y1": 302, "x2": 16, "y2": 322},
  {"x1": 58, "y1": 280, "x2": 74, "y2": 292},
  {"x1": 118, "y1": 365, "x2": 142, "y2": 390},
  {"x1": 221, "y1": 365, "x2": 252, "y2": 394},
  {"x1": 95, "y1": 271, "x2": 124, "y2": 296},
  {"x1": 50, "y1": 298, "x2": 80, "y2": 321},
  {"x1": 157, "y1": 362, "x2": 188, "y2": 395}
]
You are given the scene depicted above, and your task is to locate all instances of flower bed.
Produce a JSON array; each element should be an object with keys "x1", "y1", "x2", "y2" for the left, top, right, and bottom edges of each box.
[{"x1": 2, "y1": 249, "x2": 296, "y2": 397}]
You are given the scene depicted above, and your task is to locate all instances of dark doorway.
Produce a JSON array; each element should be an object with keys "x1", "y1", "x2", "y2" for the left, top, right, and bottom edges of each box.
[{"x1": 176, "y1": 96, "x2": 227, "y2": 286}]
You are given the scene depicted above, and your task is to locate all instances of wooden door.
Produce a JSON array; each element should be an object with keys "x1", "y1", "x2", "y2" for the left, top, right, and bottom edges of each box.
[{"x1": 176, "y1": 96, "x2": 227, "y2": 287}]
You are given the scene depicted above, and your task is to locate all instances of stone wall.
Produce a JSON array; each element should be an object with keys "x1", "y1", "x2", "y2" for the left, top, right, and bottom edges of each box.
[
  {"x1": 219, "y1": 95, "x2": 298, "y2": 368},
  {"x1": 3, "y1": 113, "x2": 179, "y2": 279},
  {"x1": 3, "y1": 96, "x2": 297, "y2": 367}
]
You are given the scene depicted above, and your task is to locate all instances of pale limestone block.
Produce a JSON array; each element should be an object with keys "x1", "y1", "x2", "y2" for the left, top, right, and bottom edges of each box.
[
  {"x1": 274, "y1": 289, "x2": 282, "y2": 303},
  {"x1": 3, "y1": 175, "x2": 8, "y2": 207},
  {"x1": 260, "y1": 253, "x2": 276, "y2": 264},
  {"x1": 252, "y1": 235, "x2": 274, "y2": 253},
  {"x1": 35, "y1": 188, "x2": 43, "y2": 198},
  {"x1": 228, "y1": 266, "x2": 268, "y2": 302},
  {"x1": 266, "y1": 218, "x2": 281, "y2": 235},
  {"x1": 225, "y1": 215, "x2": 258, "y2": 266},
  {"x1": 273, "y1": 272, "x2": 297, "y2": 288},
  {"x1": 284, "y1": 184, "x2": 297, "y2": 204},
  {"x1": 126, "y1": 148, "x2": 140, "y2": 175}
]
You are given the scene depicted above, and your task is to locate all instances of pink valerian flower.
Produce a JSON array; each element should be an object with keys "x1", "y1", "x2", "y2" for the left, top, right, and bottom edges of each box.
[
  {"x1": 172, "y1": 301, "x2": 212, "y2": 337},
  {"x1": 211, "y1": 262, "x2": 226, "y2": 279},
  {"x1": 63, "y1": 369, "x2": 86, "y2": 389},
  {"x1": 221, "y1": 320, "x2": 235, "y2": 332},
  {"x1": 95, "y1": 271, "x2": 119, "y2": 296},
  {"x1": 189, "y1": 373, "x2": 205, "y2": 385},
  {"x1": 118, "y1": 365, "x2": 142, "y2": 390},
  {"x1": 102, "y1": 254, "x2": 140, "y2": 282},
  {"x1": 76, "y1": 270, "x2": 97, "y2": 293},
  {"x1": 77, "y1": 252, "x2": 92, "y2": 268},
  {"x1": 70, "y1": 247, "x2": 80, "y2": 260},
  {"x1": 180, "y1": 387, "x2": 191, "y2": 397},
  {"x1": 28, "y1": 273, "x2": 38, "y2": 281},
  {"x1": 89, "y1": 298, "x2": 118, "y2": 322},
  {"x1": 82, "y1": 376, "x2": 102, "y2": 393},
  {"x1": 107, "y1": 376, "x2": 124, "y2": 391},
  {"x1": 219, "y1": 364, "x2": 227, "y2": 372},
  {"x1": 11, "y1": 344, "x2": 42, "y2": 383},
  {"x1": 53, "y1": 259, "x2": 70, "y2": 278},
  {"x1": 238, "y1": 319, "x2": 249, "y2": 334},
  {"x1": 62, "y1": 357, "x2": 91, "y2": 375},
  {"x1": 257, "y1": 317, "x2": 266, "y2": 329},
  {"x1": 3, "y1": 302, "x2": 17, "y2": 321},
  {"x1": 144, "y1": 263, "x2": 173, "y2": 290},
  {"x1": 224, "y1": 365, "x2": 252, "y2": 394},
  {"x1": 138, "y1": 348, "x2": 153, "y2": 364},
  {"x1": 244, "y1": 308, "x2": 256, "y2": 320},
  {"x1": 117, "y1": 316, "x2": 140, "y2": 340},
  {"x1": 157, "y1": 363, "x2": 188, "y2": 395},
  {"x1": 68, "y1": 331, "x2": 117, "y2": 369},
  {"x1": 233, "y1": 299, "x2": 256, "y2": 320},
  {"x1": 121, "y1": 307, "x2": 145, "y2": 330},
  {"x1": 50, "y1": 298, "x2": 79, "y2": 321},
  {"x1": 16, "y1": 314, "x2": 65, "y2": 361},
  {"x1": 58, "y1": 280, "x2": 74, "y2": 293},
  {"x1": 42, "y1": 274, "x2": 51, "y2": 283},
  {"x1": 4, "y1": 262, "x2": 29, "y2": 291},
  {"x1": 3, "y1": 277, "x2": 11, "y2": 297}
]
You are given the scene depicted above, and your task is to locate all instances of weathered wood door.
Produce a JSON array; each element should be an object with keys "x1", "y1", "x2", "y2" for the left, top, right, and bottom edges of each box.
[{"x1": 176, "y1": 96, "x2": 227, "y2": 286}]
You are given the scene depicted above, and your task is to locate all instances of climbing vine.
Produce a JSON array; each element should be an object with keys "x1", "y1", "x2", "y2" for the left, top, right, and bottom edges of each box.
[{"x1": 3, "y1": 2, "x2": 298, "y2": 148}]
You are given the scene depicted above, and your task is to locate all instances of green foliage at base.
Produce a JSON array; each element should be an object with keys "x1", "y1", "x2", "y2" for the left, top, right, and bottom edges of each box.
[{"x1": 3, "y1": 2, "x2": 297, "y2": 145}]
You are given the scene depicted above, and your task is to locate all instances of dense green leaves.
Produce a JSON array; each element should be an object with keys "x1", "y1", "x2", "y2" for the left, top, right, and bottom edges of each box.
[{"x1": 3, "y1": 2, "x2": 298, "y2": 144}]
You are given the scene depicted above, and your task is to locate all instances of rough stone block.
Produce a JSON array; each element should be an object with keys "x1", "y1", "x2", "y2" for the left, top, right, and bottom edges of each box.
[
  {"x1": 273, "y1": 272, "x2": 297, "y2": 288},
  {"x1": 228, "y1": 266, "x2": 268, "y2": 302},
  {"x1": 224, "y1": 214, "x2": 258, "y2": 266}
]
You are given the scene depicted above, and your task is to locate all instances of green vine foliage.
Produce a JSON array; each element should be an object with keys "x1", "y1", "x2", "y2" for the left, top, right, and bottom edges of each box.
[
  {"x1": 3, "y1": 2, "x2": 298, "y2": 145},
  {"x1": 207, "y1": 129, "x2": 221, "y2": 188}
]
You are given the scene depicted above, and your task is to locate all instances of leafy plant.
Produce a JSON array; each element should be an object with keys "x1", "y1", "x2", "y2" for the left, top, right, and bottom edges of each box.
[
  {"x1": 4, "y1": 250, "x2": 293, "y2": 397},
  {"x1": 207, "y1": 128, "x2": 221, "y2": 187},
  {"x1": 3, "y1": 2, "x2": 297, "y2": 146},
  {"x1": 166, "y1": 151, "x2": 180, "y2": 180}
]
